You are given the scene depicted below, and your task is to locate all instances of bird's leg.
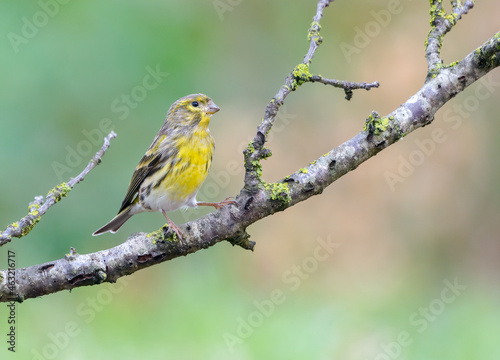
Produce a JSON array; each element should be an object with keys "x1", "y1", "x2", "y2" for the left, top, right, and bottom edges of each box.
[
  {"x1": 197, "y1": 197, "x2": 236, "y2": 210},
  {"x1": 161, "y1": 209, "x2": 184, "y2": 241}
]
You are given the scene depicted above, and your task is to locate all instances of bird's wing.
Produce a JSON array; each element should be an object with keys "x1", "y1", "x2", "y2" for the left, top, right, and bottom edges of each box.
[{"x1": 117, "y1": 134, "x2": 174, "y2": 213}]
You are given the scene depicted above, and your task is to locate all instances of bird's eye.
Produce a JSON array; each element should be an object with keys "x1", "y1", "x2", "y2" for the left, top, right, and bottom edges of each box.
[{"x1": 191, "y1": 101, "x2": 199, "y2": 107}]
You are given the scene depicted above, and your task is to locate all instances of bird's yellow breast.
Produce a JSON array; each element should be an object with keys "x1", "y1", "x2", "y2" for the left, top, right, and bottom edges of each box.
[{"x1": 157, "y1": 128, "x2": 214, "y2": 202}]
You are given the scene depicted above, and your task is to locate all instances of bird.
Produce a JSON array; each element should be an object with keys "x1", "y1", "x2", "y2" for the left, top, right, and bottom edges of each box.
[{"x1": 93, "y1": 93, "x2": 235, "y2": 239}]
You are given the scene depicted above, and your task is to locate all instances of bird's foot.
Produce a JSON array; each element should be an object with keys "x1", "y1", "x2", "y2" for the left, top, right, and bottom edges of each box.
[
  {"x1": 197, "y1": 197, "x2": 237, "y2": 210},
  {"x1": 161, "y1": 210, "x2": 185, "y2": 243}
]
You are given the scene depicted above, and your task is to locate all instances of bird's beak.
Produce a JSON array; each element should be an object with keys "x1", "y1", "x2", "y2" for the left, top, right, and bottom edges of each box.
[{"x1": 206, "y1": 102, "x2": 220, "y2": 115}]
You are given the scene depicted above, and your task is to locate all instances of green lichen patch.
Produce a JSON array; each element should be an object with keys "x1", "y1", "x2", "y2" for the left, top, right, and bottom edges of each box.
[
  {"x1": 29, "y1": 202, "x2": 41, "y2": 211},
  {"x1": 307, "y1": 21, "x2": 322, "y2": 43},
  {"x1": 47, "y1": 182, "x2": 72, "y2": 202},
  {"x1": 21, "y1": 215, "x2": 41, "y2": 237},
  {"x1": 444, "y1": 12, "x2": 458, "y2": 23},
  {"x1": 429, "y1": 3, "x2": 446, "y2": 26},
  {"x1": 147, "y1": 226, "x2": 178, "y2": 243},
  {"x1": 29, "y1": 209, "x2": 39, "y2": 217},
  {"x1": 264, "y1": 182, "x2": 291, "y2": 203},
  {"x1": 299, "y1": 168, "x2": 309, "y2": 174},
  {"x1": 364, "y1": 112, "x2": 392, "y2": 135},
  {"x1": 261, "y1": 147, "x2": 272, "y2": 159},
  {"x1": 473, "y1": 32, "x2": 500, "y2": 69},
  {"x1": 251, "y1": 160, "x2": 263, "y2": 181},
  {"x1": 291, "y1": 63, "x2": 312, "y2": 90},
  {"x1": 245, "y1": 140, "x2": 273, "y2": 183},
  {"x1": 146, "y1": 230, "x2": 161, "y2": 245},
  {"x1": 247, "y1": 141, "x2": 255, "y2": 154},
  {"x1": 427, "y1": 60, "x2": 460, "y2": 79}
]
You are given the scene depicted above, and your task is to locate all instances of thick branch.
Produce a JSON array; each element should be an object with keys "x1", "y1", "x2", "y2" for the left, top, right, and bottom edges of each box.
[
  {"x1": 0, "y1": 131, "x2": 117, "y2": 246},
  {"x1": 1, "y1": 30, "x2": 498, "y2": 302}
]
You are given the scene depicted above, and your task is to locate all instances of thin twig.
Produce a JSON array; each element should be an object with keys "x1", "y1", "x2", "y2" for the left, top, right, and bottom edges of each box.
[
  {"x1": 310, "y1": 76, "x2": 380, "y2": 100},
  {"x1": 304, "y1": 0, "x2": 334, "y2": 64},
  {"x1": 0, "y1": 131, "x2": 117, "y2": 246},
  {"x1": 243, "y1": 0, "x2": 337, "y2": 191},
  {"x1": 243, "y1": 0, "x2": 380, "y2": 190},
  {"x1": 425, "y1": 0, "x2": 475, "y2": 71}
]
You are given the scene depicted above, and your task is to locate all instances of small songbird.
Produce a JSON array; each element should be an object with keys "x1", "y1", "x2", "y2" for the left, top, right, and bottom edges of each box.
[{"x1": 93, "y1": 94, "x2": 234, "y2": 239}]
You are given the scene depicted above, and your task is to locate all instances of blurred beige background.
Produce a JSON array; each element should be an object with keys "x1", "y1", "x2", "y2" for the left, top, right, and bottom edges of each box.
[{"x1": 1, "y1": 0, "x2": 499, "y2": 359}]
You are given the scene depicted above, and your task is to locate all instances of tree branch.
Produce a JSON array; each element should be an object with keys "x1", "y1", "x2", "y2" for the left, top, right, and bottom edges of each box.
[
  {"x1": 310, "y1": 75, "x2": 379, "y2": 100},
  {"x1": 425, "y1": 0, "x2": 475, "y2": 71},
  {"x1": 0, "y1": 131, "x2": 117, "y2": 247},
  {"x1": 243, "y1": 0, "x2": 378, "y2": 192},
  {"x1": 1, "y1": 2, "x2": 498, "y2": 302}
]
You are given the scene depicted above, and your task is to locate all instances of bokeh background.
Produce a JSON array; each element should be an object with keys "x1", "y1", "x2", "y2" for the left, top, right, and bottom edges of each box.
[{"x1": 1, "y1": 0, "x2": 499, "y2": 359}]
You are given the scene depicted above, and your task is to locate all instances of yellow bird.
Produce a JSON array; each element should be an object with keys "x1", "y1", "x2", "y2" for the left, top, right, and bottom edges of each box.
[{"x1": 93, "y1": 94, "x2": 234, "y2": 239}]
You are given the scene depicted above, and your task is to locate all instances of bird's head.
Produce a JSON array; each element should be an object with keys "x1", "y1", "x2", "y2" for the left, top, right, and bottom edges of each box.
[{"x1": 167, "y1": 94, "x2": 220, "y2": 129}]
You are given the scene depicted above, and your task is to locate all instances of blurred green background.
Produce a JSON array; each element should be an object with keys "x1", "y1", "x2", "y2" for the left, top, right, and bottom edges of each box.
[{"x1": 1, "y1": 0, "x2": 499, "y2": 359}]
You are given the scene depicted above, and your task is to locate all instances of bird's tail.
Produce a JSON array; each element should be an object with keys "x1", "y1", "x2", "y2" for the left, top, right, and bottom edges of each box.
[{"x1": 92, "y1": 208, "x2": 133, "y2": 236}]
